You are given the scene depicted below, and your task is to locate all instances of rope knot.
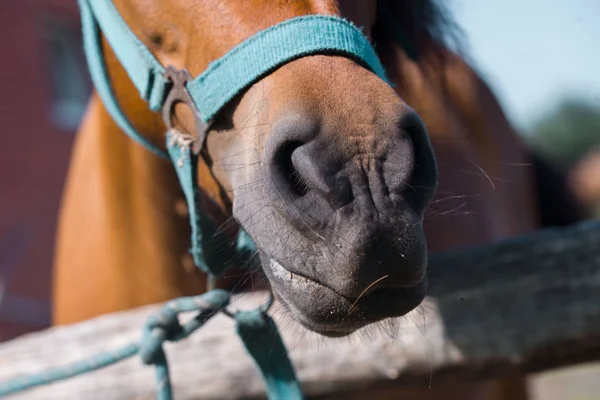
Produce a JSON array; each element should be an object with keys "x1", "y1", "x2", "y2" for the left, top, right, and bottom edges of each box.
[{"x1": 139, "y1": 289, "x2": 231, "y2": 365}]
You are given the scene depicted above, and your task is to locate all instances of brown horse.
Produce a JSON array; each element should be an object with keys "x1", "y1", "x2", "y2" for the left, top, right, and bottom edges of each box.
[{"x1": 52, "y1": 1, "x2": 579, "y2": 398}]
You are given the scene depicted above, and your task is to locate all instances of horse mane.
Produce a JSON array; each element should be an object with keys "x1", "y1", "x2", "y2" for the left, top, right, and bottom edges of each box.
[{"x1": 373, "y1": 0, "x2": 465, "y2": 58}]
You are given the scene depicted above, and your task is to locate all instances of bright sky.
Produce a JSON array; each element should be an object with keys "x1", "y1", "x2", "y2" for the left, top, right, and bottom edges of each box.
[{"x1": 451, "y1": 0, "x2": 600, "y2": 133}]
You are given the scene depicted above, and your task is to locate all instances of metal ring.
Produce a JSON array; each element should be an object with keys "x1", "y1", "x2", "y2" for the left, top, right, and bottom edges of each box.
[{"x1": 161, "y1": 66, "x2": 209, "y2": 155}]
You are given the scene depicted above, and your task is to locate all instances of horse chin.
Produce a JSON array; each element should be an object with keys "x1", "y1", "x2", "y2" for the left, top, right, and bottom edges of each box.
[{"x1": 263, "y1": 258, "x2": 428, "y2": 338}]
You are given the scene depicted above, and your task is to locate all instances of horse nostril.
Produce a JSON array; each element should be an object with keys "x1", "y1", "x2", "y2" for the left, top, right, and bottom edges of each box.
[
  {"x1": 266, "y1": 114, "x2": 355, "y2": 211},
  {"x1": 265, "y1": 115, "x2": 322, "y2": 207},
  {"x1": 270, "y1": 138, "x2": 352, "y2": 209},
  {"x1": 290, "y1": 143, "x2": 353, "y2": 208},
  {"x1": 272, "y1": 140, "x2": 309, "y2": 199}
]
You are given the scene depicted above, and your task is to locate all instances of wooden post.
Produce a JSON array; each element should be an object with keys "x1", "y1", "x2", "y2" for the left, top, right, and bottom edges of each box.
[{"x1": 1, "y1": 221, "x2": 599, "y2": 399}]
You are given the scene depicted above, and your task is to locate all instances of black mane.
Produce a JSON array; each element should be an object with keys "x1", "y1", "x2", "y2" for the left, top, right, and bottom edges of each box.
[{"x1": 374, "y1": 0, "x2": 464, "y2": 58}]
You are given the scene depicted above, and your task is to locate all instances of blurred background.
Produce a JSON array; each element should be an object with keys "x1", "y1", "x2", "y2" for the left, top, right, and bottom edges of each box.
[
  {"x1": 452, "y1": 2, "x2": 600, "y2": 398},
  {"x1": 0, "y1": 1, "x2": 598, "y2": 398},
  {"x1": 454, "y1": 0, "x2": 600, "y2": 220}
]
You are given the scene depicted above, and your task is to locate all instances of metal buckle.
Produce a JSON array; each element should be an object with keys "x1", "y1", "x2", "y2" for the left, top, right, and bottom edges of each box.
[{"x1": 161, "y1": 66, "x2": 209, "y2": 155}]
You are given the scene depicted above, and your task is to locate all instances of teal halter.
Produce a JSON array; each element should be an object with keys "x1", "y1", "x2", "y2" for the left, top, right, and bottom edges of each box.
[
  {"x1": 79, "y1": 0, "x2": 388, "y2": 277},
  {"x1": 77, "y1": 0, "x2": 390, "y2": 399}
]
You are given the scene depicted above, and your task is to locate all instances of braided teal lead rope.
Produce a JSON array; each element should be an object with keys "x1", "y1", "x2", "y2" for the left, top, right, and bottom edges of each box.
[
  {"x1": 0, "y1": 342, "x2": 140, "y2": 397},
  {"x1": 0, "y1": 289, "x2": 303, "y2": 399},
  {"x1": 0, "y1": 290, "x2": 230, "y2": 399}
]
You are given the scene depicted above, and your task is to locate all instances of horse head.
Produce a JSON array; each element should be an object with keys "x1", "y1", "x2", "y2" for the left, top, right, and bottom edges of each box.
[{"x1": 104, "y1": 0, "x2": 439, "y2": 337}]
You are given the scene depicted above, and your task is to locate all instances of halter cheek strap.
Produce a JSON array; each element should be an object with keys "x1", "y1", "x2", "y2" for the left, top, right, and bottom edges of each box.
[{"x1": 79, "y1": 0, "x2": 170, "y2": 159}]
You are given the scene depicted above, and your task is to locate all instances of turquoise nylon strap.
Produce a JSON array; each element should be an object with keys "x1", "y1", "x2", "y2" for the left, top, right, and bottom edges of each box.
[
  {"x1": 80, "y1": 0, "x2": 388, "y2": 151},
  {"x1": 0, "y1": 290, "x2": 232, "y2": 399},
  {"x1": 236, "y1": 310, "x2": 304, "y2": 400},
  {"x1": 79, "y1": 0, "x2": 169, "y2": 158},
  {"x1": 186, "y1": 15, "x2": 389, "y2": 122},
  {"x1": 166, "y1": 131, "x2": 214, "y2": 273},
  {"x1": 166, "y1": 130, "x2": 247, "y2": 275},
  {"x1": 79, "y1": 0, "x2": 168, "y2": 111}
]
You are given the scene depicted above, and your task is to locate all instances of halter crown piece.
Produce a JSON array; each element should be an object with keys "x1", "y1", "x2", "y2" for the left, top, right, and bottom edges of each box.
[{"x1": 77, "y1": 0, "x2": 389, "y2": 399}]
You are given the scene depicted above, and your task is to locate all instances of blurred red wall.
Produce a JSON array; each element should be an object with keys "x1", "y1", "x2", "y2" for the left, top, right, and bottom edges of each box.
[{"x1": 0, "y1": 1, "x2": 85, "y2": 341}]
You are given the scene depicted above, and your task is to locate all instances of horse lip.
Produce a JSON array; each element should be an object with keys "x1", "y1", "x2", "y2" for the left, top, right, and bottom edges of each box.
[
  {"x1": 266, "y1": 258, "x2": 427, "y2": 336},
  {"x1": 268, "y1": 258, "x2": 427, "y2": 303},
  {"x1": 268, "y1": 258, "x2": 354, "y2": 302},
  {"x1": 277, "y1": 302, "x2": 365, "y2": 337}
]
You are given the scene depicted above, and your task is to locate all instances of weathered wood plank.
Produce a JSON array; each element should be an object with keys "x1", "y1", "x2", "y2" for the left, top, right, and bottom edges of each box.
[{"x1": 0, "y1": 220, "x2": 599, "y2": 399}]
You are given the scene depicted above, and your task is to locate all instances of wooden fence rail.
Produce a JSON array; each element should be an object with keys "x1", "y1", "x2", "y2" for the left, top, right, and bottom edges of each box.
[{"x1": 0, "y1": 220, "x2": 599, "y2": 399}]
